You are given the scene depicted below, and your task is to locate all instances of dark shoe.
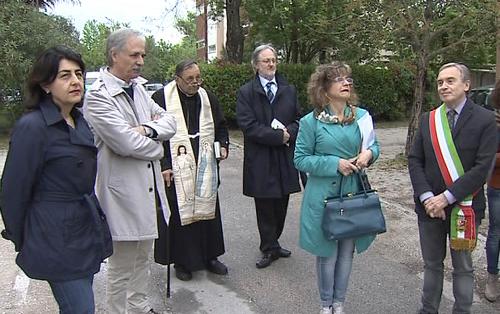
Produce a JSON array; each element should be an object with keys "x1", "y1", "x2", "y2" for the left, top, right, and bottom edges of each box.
[
  {"x1": 256, "y1": 252, "x2": 279, "y2": 269},
  {"x1": 207, "y1": 258, "x2": 228, "y2": 275},
  {"x1": 148, "y1": 309, "x2": 160, "y2": 314},
  {"x1": 174, "y1": 265, "x2": 192, "y2": 281},
  {"x1": 278, "y1": 247, "x2": 291, "y2": 258}
]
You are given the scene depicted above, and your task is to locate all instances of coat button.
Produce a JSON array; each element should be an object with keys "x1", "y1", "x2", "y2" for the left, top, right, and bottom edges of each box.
[
  {"x1": 149, "y1": 188, "x2": 153, "y2": 192},
  {"x1": 147, "y1": 163, "x2": 151, "y2": 168}
]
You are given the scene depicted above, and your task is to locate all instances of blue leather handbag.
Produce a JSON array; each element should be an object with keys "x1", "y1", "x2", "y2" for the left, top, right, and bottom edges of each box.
[{"x1": 322, "y1": 171, "x2": 386, "y2": 241}]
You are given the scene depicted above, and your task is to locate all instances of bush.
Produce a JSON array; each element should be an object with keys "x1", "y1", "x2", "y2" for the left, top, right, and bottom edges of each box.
[{"x1": 174, "y1": 62, "x2": 416, "y2": 124}]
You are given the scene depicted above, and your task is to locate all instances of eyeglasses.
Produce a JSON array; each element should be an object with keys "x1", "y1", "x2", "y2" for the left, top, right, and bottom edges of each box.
[
  {"x1": 177, "y1": 75, "x2": 203, "y2": 85},
  {"x1": 332, "y1": 77, "x2": 354, "y2": 84},
  {"x1": 259, "y1": 58, "x2": 277, "y2": 64}
]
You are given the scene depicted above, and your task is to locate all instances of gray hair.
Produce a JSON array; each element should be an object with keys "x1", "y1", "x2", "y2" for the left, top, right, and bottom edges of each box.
[
  {"x1": 106, "y1": 28, "x2": 144, "y2": 66},
  {"x1": 175, "y1": 59, "x2": 198, "y2": 77},
  {"x1": 438, "y1": 62, "x2": 471, "y2": 83},
  {"x1": 251, "y1": 44, "x2": 277, "y2": 71}
]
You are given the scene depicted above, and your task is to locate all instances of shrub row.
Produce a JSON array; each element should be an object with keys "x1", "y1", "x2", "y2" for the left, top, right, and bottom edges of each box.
[{"x1": 195, "y1": 62, "x2": 415, "y2": 124}]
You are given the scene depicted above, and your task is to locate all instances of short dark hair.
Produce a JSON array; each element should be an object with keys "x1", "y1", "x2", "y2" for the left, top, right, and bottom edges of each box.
[
  {"x1": 25, "y1": 46, "x2": 85, "y2": 109},
  {"x1": 175, "y1": 60, "x2": 198, "y2": 77}
]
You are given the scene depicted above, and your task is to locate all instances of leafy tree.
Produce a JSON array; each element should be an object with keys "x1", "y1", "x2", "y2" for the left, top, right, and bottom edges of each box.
[
  {"x1": 243, "y1": 0, "x2": 360, "y2": 63},
  {"x1": 142, "y1": 13, "x2": 197, "y2": 82},
  {"x1": 0, "y1": 0, "x2": 80, "y2": 126},
  {"x1": 0, "y1": 0, "x2": 80, "y2": 92},
  {"x1": 350, "y1": 0, "x2": 496, "y2": 155},
  {"x1": 80, "y1": 20, "x2": 125, "y2": 71},
  {"x1": 24, "y1": 0, "x2": 80, "y2": 9},
  {"x1": 207, "y1": 0, "x2": 245, "y2": 63}
]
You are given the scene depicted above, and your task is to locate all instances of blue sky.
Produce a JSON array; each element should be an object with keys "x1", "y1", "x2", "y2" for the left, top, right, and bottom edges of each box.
[{"x1": 48, "y1": 0, "x2": 194, "y2": 44}]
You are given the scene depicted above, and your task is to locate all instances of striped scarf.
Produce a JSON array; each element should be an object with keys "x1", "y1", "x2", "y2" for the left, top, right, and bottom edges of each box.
[{"x1": 429, "y1": 104, "x2": 476, "y2": 251}]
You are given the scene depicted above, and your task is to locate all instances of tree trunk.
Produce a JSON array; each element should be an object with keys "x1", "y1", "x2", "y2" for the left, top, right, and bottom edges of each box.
[
  {"x1": 497, "y1": 0, "x2": 500, "y2": 81},
  {"x1": 289, "y1": 2, "x2": 299, "y2": 63},
  {"x1": 404, "y1": 56, "x2": 428, "y2": 156},
  {"x1": 225, "y1": 0, "x2": 244, "y2": 64}
]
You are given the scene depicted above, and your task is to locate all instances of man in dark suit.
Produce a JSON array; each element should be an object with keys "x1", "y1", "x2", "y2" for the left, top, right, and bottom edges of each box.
[
  {"x1": 408, "y1": 63, "x2": 497, "y2": 313},
  {"x1": 236, "y1": 44, "x2": 301, "y2": 269}
]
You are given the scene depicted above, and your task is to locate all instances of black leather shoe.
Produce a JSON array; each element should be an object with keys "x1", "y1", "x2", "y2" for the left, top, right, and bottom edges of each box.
[
  {"x1": 256, "y1": 252, "x2": 279, "y2": 269},
  {"x1": 207, "y1": 258, "x2": 228, "y2": 275},
  {"x1": 174, "y1": 265, "x2": 192, "y2": 281},
  {"x1": 278, "y1": 247, "x2": 291, "y2": 258}
]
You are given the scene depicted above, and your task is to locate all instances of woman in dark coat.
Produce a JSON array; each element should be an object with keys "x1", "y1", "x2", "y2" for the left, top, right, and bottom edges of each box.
[{"x1": 0, "y1": 46, "x2": 112, "y2": 313}]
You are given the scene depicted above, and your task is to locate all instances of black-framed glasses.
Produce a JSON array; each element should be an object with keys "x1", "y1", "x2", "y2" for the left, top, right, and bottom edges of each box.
[
  {"x1": 332, "y1": 77, "x2": 354, "y2": 84},
  {"x1": 177, "y1": 75, "x2": 203, "y2": 85}
]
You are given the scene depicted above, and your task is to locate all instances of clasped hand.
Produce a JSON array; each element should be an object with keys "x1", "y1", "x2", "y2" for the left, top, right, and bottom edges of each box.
[
  {"x1": 338, "y1": 150, "x2": 373, "y2": 176},
  {"x1": 423, "y1": 193, "x2": 447, "y2": 220}
]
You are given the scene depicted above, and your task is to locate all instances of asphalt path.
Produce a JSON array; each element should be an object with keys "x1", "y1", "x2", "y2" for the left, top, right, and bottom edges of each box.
[{"x1": 1, "y1": 130, "x2": 499, "y2": 313}]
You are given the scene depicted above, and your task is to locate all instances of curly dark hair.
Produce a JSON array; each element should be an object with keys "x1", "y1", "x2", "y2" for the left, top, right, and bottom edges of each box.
[{"x1": 307, "y1": 62, "x2": 359, "y2": 123}]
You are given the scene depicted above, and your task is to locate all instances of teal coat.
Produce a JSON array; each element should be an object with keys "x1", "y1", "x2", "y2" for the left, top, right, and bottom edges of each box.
[{"x1": 294, "y1": 107, "x2": 380, "y2": 257}]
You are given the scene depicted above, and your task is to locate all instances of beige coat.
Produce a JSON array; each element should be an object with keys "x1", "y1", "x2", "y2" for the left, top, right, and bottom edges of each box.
[{"x1": 83, "y1": 68, "x2": 176, "y2": 241}]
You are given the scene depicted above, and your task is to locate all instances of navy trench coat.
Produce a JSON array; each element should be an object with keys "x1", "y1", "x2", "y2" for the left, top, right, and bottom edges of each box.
[
  {"x1": 0, "y1": 100, "x2": 112, "y2": 281},
  {"x1": 236, "y1": 73, "x2": 301, "y2": 198}
]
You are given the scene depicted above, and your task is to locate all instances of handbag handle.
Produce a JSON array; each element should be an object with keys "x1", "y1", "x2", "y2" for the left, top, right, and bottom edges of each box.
[{"x1": 337, "y1": 170, "x2": 369, "y2": 201}]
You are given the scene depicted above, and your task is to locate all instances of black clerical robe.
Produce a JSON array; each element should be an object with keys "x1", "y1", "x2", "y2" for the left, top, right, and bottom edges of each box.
[{"x1": 151, "y1": 86, "x2": 229, "y2": 271}]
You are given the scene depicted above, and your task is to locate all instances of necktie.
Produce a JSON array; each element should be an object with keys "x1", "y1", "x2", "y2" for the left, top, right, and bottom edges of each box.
[
  {"x1": 447, "y1": 109, "x2": 457, "y2": 130},
  {"x1": 266, "y1": 82, "x2": 275, "y2": 103}
]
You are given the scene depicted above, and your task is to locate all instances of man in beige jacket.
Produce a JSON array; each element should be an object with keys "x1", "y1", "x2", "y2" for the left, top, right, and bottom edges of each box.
[{"x1": 84, "y1": 28, "x2": 176, "y2": 314}]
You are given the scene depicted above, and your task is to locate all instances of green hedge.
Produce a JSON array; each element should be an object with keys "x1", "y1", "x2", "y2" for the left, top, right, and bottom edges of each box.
[{"x1": 194, "y1": 63, "x2": 415, "y2": 124}]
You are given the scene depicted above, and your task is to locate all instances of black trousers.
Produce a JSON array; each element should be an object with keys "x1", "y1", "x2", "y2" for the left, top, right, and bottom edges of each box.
[{"x1": 254, "y1": 195, "x2": 290, "y2": 253}]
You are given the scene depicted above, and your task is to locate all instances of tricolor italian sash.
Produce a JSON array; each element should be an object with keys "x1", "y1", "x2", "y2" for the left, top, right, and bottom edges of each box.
[
  {"x1": 164, "y1": 82, "x2": 218, "y2": 226},
  {"x1": 429, "y1": 104, "x2": 476, "y2": 251}
]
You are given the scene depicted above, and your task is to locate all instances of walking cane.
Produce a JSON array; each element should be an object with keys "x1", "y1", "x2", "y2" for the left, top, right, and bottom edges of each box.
[
  {"x1": 166, "y1": 223, "x2": 171, "y2": 298},
  {"x1": 165, "y1": 207, "x2": 173, "y2": 298}
]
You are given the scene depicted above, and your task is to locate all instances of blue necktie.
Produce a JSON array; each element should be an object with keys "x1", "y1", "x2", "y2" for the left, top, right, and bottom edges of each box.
[{"x1": 266, "y1": 82, "x2": 275, "y2": 103}]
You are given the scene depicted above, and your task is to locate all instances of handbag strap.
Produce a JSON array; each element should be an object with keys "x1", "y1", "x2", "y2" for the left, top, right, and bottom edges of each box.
[{"x1": 338, "y1": 171, "x2": 369, "y2": 201}]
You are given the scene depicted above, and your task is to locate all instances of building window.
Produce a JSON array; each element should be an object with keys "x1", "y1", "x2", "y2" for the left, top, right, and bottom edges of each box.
[{"x1": 196, "y1": 40, "x2": 206, "y2": 49}]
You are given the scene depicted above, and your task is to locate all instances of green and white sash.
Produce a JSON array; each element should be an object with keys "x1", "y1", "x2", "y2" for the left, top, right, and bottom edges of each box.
[
  {"x1": 429, "y1": 104, "x2": 476, "y2": 251},
  {"x1": 164, "y1": 82, "x2": 218, "y2": 226}
]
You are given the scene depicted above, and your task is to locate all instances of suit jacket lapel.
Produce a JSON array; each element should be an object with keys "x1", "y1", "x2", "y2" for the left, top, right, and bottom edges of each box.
[
  {"x1": 251, "y1": 79, "x2": 273, "y2": 121},
  {"x1": 274, "y1": 75, "x2": 288, "y2": 102}
]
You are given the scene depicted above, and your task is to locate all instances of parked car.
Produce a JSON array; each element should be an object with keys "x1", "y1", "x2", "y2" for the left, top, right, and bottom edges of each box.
[
  {"x1": 0, "y1": 88, "x2": 21, "y2": 103},
  {"x1": 144, "y1": 83, "x2": 163, "y2": 96},
  {"x1": 469, "y1": 85, "x2": 494, "y2": 110},
  {"x1": 85, "y1": 71, "x2": 100, "y2": 90}
]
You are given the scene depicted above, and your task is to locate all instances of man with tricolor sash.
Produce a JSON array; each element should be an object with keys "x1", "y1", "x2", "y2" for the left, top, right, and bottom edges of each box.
[{"x1": 409, "y1": 63, "x2": 497, "y2": 314}]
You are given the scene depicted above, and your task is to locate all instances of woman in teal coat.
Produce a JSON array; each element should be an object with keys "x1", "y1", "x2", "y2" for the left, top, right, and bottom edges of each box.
[{"x1": 294, "y1": 62, "x2": 380, "y2": 314}]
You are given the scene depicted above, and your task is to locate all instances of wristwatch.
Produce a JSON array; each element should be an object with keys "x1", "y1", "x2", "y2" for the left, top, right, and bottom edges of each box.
[{"x1": 144, "y1": 126, "x2": 153, "y2": 138}]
